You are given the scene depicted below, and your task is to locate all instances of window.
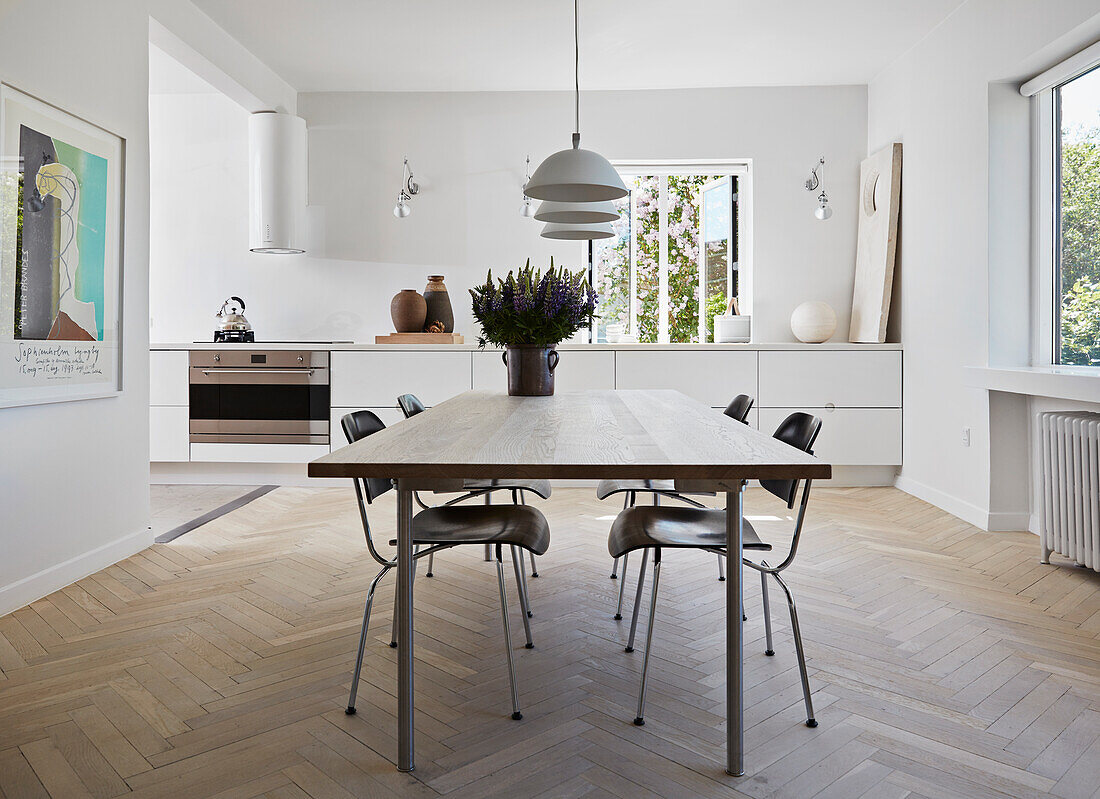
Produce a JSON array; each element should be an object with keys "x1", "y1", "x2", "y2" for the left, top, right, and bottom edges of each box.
[
  {"x1": 1054, "y1": 67, "x2": 1100, "y2": 366},
  {"x1": 588, "y1": 162, "x2": 749, "y2": 343}
]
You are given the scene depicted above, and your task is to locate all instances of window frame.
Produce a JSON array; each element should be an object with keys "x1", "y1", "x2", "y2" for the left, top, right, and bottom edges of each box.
[
  {"x1": 1030, "y1": 57, "x2": 1100, "y2": 368},
  {"x1": 583, "y1": 159, "x2": 753, "y2": 345}
]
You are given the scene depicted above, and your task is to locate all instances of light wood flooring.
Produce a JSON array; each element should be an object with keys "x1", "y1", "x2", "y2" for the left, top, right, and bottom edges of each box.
[{"x1": 2, "y1": 486, "x2": 1100, "y2": 799}]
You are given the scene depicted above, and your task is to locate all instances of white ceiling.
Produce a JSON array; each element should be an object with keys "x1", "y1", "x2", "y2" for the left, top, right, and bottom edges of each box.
[{"x1": 190, "y1": 0, "x2": 965, "y2": 93}]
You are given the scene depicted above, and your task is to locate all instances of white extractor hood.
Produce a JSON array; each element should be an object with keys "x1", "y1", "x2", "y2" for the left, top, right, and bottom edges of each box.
[{"x1": 248, "y1": 111, "x2": 306, "y2": 254}]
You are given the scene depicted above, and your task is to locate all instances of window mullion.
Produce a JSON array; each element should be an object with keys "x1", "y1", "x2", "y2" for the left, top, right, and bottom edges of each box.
[{"x1": 629, "y1": 186, "x2": 638, "y2": 338}]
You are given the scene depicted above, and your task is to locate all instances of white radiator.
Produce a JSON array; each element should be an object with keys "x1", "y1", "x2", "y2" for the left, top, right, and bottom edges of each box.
[{"x1": 1039, "y1": 412, "x2": 1100, "y2": 569}]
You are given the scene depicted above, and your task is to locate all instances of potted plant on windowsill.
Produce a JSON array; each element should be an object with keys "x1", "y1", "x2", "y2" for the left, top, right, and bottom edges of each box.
[{"x1": 469, "y1": 259, "x2": 597, "y2": 396}]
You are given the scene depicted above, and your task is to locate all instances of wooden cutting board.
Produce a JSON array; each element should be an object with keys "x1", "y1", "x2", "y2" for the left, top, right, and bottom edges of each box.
[{"x1": 374, "y1": 333, "x2": 465, "y2": 344}]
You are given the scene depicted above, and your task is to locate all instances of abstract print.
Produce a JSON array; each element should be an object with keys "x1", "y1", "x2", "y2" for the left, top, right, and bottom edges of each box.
[{"x1": 14, "y1": 124, "x2": 108, "y2": 341}]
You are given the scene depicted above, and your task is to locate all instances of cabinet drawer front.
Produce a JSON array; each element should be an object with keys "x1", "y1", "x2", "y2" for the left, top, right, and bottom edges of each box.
[
  {"x1": 331, "y1": 352, "x2": 472, "y2": 407},
  {"x1": 150, "y1": 351, "x2": 189, "y2": 406},
  {"x1": 473, "y1": 350, "x2": 615, "y2": 392},
  {"x1": 329, "y1": 407, "x2": 405, "y2": 451},
  {"x1": 615, "y1": 351, "x2": 758, "y2": 407},
  {"x1": 758, "y1": 407, "x2": 901, "y2": 466},
  {"x1": 150, "y1": 406, "x2": 190, "y2": 462},
  {"x1": 759, "y1": 351, "x2": 901, "y2": 408}
]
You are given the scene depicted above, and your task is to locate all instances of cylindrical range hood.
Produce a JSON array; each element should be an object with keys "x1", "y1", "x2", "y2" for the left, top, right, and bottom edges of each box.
[{"x1": 248, "y1": 111, "x2": 306, "y2": 254}]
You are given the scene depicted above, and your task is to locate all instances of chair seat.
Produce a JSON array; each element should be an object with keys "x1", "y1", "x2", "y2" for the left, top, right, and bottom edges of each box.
[
  {"x1": 607, "y1": 506, "x2": 771, "y2": 559},
  {"x1": 461, "y1": 479, "x2": 552, "y2": 500},
  {"x1": 595, "y1": 479, "x2": 714, "y2": 501},
  {"x1": 388, "y1": 504, "x2": 551, "y2": 555}
]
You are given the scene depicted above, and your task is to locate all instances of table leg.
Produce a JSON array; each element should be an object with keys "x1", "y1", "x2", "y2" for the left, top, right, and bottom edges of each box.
[
  {"x1": 726, "y1": 481, "x2": 745, "y2": 777},
  {"x1": 396, "y1": 485, "x2": 415, "y2": 772}
]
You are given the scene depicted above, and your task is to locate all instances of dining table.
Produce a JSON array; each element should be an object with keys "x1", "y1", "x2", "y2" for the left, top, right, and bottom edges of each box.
[{"x1": 308, "y1": 389, "x2": 831, "y2": 777}]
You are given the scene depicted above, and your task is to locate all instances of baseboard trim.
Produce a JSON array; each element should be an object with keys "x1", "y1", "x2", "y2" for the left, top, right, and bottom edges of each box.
[
  {"x1": 0, "y1": 527, "x2": 153, "y2": 617},
  {"x1": 894, "y1": 475, "x2": 991, "y2": 530}
]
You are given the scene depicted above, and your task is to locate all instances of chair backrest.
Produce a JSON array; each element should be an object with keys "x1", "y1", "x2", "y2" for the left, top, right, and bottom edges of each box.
[
  {"x1": 341, "y1": 410, "x2": 392, "y2": 503},
  {"x1": 397, "y1": 393, "x2": 426, "y2": 418},
  {"x1": 760, "y1": 412, "x2": 822, "y2": 508},
  {"x1": 723, "y1": 394, "x2": 754, "y2": 424}
]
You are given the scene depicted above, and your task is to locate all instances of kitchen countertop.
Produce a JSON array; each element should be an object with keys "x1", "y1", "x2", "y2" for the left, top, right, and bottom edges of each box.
[{"x1": 153, "y1": 341, "x2": 902, "y2": 352}]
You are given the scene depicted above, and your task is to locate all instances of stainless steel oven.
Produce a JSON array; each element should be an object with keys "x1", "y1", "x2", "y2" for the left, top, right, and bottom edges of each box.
[{"x1": 188, "y1": 350, "x2": 329, "y2": 445}]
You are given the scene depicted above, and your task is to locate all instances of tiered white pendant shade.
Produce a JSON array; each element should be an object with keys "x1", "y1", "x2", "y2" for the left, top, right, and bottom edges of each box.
[
  {"x1": 525, "y1": 143, "x2": 627, "y2": 203},
  {"x1": 541, "y1": 221, "x2": 614, "y2": 240},
  {"x1": 534, "y1": 199, "x2": 618, "y2": 224}
]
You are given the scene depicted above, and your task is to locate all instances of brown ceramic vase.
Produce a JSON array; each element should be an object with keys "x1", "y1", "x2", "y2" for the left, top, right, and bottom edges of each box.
[
  {"x1": 423, "y1": 275, "x2": 454, "y2": 333},
  {"x1": 390, "y1": 290, "x2": 427, "y2": 333}
]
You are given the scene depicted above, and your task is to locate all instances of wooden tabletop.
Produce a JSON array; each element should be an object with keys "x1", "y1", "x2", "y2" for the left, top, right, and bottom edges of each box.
[{"x1": 309, "y1": 390, "x2": 832, "y2": 481}]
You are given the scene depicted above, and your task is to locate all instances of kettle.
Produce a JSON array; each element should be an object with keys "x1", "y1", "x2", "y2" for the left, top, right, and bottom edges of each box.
[{"x1": 216, "y1": 296, "x2": 252, "y2": 332}]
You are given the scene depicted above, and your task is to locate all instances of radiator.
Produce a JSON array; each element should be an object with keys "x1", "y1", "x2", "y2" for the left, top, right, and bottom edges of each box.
[{"x1": 1039, "y1": 412, "x2": 1100, "y2": 569}]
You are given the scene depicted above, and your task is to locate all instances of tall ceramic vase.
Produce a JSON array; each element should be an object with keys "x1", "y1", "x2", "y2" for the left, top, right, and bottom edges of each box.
[
  {"x1": 503, "y1": 346, "x2": 559, "y2": 396},
  {"x1": 390, "y1": 290, "x2": 427, "y2": 333},
  {"x1": 423, "y1": 275, "x2": 454, "y2": 333}
]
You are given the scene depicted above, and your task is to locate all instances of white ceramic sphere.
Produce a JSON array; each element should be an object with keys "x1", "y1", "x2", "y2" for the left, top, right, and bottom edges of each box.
[{"x1": 790, "y1": 301, "x2": 837, "y2": 343}]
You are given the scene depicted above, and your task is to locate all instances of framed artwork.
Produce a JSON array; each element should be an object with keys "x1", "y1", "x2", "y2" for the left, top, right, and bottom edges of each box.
[{"x1": 0, "y1": 84, "x2": 124, "y2": 408}]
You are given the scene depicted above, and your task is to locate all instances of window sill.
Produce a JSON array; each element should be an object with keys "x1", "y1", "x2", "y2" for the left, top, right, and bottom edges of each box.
[{"x1": 965, "y1": 366, "x2": 1100, "y2": 403}]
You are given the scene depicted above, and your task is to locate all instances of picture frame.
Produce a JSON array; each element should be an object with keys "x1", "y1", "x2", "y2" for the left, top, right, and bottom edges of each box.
[{"x1": 0, "y1": 83, "x2": 125, "y2": 408}]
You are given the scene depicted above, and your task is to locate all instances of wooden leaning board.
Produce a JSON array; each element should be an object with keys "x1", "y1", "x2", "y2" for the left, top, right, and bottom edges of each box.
[{"x1": 374, "y1": 333, "x2": 465, "y2": 344}]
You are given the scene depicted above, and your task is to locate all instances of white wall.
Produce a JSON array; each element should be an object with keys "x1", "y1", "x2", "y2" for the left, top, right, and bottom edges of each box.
[
  {"x1": 149, "y1": 85, "x2": 867, "y2": 344},
  {"x1": 0, "y1": 0, "x2": 292, "y2": 615},
  {"x1": 868, "y1": 0, "x2": 1100, "y2": 529}
]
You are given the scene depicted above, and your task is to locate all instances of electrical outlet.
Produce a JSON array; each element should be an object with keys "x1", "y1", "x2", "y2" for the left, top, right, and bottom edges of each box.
[{"x1": 961, "y1": 427, "x2": 971, "y2": 447}]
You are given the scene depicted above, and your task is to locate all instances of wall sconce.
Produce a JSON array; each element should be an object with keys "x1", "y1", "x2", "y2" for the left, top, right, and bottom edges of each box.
[
  {"x1": 520, "y1": 155, "x2": 536, "y2": 217},
  {"x1": 393, "y1": 157, "x2": 420, "y2": 218},
  {"x1": 805, "y1": 156, "x2": 833, "y2": 220}
]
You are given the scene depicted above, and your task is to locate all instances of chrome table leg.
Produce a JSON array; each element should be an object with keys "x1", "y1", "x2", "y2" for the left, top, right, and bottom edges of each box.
[
  {"x1": 396, "y1": 486, "x2": 415, "y2": 772},
  {"x1": 726, "y1": 482, "x2": 745, "y2": 777}
]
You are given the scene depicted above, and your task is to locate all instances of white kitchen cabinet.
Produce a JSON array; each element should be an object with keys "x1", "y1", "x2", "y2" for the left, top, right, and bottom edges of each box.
[
  {"x1": 149, "y1": 406, "x2": 190, "y2": 462},
  {"x1": 758, "y1": 407, "x2": 902, "y2": 465},
  {"x1": 190, "y1": 443, "x2": 331, "y2": 463},
  {"x1": 615, "y1": 350, "x2": 758, "y2": 407},
  {"x1": 759, "y1": 351, "x2": 901, "y2": 408},
  {"x1": 329, "y1": 406, "x2": 405, "y2": 451},
  {"x1": 149, "y1": 350, "x2": 189, "y2": 406},
  {"x1": 473, "y1": 350, "x2": 615, "y2": 392},
  {"x1": 331, "y1": 351, "x2": 472, "y2": 407}
]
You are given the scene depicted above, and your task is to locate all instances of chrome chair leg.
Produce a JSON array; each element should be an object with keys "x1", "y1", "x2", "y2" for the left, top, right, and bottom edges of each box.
[
  {"x1": 634, "y1": 549, "x2": 662, "y2": 726},
  {"x1": 426, "y1": 552, "x2": 435, "y2": 578},
  {"x1": 761, "y1": 568, "x2": 774, "y2": 656},
  {"x1": 717, "y1": 553, "x2": 726, "y2": 582},
  {"x1": 494, "y1": 545, "x2": 523, "y2": 720},
  {"x1": 611, "y1": 556, "x2": 620, "y2": 579},
  {"x1": 346, "y1": 565, "x2": 391, "y2": 714},
  {"x1": 513, "y1": 545, "x2": 533, "y2": 618},
  {"x1": 510, "y1": 546, "x2": 534, "y2": 648},
  {"x1": 614, "y1": 551, "x2": 631, "y2": 619},
  {"x1": 611, "y1": 492, "x2": 632, "y2": 579},
  {"x1": 529, "y1": 551, "x2": 539, "y2": 578},
  {"x1": 773, "y1": 572, "x2": 816, "y2": 727},
  {"x1": 391, "y1": 553, "x2": 417, "y2": 648},
  {"x1": 625, "y1": 548, "x2": 650, "y2": 653}
]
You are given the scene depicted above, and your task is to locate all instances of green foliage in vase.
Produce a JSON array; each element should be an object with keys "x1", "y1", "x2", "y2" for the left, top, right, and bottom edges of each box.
[{"x1": 469, "y1": 259, "x2": 597, "y2": 348}]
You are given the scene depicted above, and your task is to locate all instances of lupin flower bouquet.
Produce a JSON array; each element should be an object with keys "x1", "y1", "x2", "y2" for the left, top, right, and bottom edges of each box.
[{"x1": 469, "y1": 259, "x2": 597, "y2": 395}]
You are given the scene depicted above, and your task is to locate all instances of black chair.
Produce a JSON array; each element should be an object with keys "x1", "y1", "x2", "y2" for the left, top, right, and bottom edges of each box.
[
  {"x1": 598, "y1": 394, "x2": 755, "y2": 616},
  {"x1": 606, "y1": 411, "x2": 822, "y2": 728},
  {"x1": 396, "y1": 393, "x2": 551, "y2": 581},
  {"x1": 341, "y1": 410, "x2": 549, "y2": 721}
]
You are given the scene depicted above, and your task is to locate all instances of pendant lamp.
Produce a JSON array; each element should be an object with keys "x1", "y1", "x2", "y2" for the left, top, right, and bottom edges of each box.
[
  {"x1": 541, "y1": 221, "x2": 614, "y2": 240},
  {"x1": 534, "y1": 199, "x2": 618, "y2": 224},
  {"x1": 525, "y1": 0, "x2": 626, "y2": 204}
]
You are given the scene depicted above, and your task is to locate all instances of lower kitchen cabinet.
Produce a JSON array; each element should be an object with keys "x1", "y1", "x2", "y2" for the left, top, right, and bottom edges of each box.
[
  {"x1": 331, "y1": 351, "x2": 472, "y2": 407},
  {"x1": 149, "y1": 406, "x2": 189, "y2": 462},
  {"x1": 758, "y1": 407, "x2": 902, "y2": 465},
  {"x1": 615, "y1": 350, "x2": 758, "y2": 407},
  {"x1": 473, "y1": 349, "x2": 615, "y2": 392}
]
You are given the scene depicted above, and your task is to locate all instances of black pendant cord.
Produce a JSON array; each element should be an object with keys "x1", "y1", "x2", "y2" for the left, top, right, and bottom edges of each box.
[{"x1": 573, "y1": 0, "x2": 580, "y2": 148}]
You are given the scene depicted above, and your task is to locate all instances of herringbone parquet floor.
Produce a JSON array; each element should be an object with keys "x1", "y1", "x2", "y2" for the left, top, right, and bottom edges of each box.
[{"x1": 2, "y1": 486, "x2": 1100, "y2": 799}]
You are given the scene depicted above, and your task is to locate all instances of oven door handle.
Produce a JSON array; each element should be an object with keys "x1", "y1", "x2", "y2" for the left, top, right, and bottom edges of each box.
[{"x1": 199, "y1": 368, "x2": 315, "y2": 375}]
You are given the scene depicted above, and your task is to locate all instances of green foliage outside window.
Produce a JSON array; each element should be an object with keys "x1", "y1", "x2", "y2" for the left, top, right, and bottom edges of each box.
[{"x1": 1060, "y1": 133, "x2": 1100, "y2": 365}]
